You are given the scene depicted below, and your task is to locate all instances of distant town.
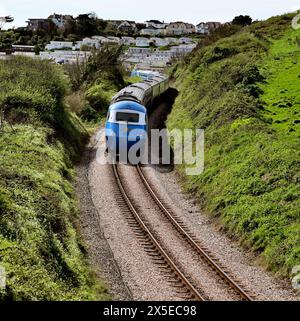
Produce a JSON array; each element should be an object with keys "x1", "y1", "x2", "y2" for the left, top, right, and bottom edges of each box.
[
  {"x1": 25, "y1": 14, "x2": 222, "y2": 36},
  {"x1": 0, "y1": 13, "x2": 226, "y2": 69}
]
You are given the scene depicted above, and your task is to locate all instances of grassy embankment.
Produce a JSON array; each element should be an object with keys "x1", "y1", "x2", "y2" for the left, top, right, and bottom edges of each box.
[
  {"x1": 0, "y1": 57, "x2": 109, "y2": 300},
  {"x1": 64, "y1": 45, "x2": 125, "y2": 125},
  {"x1": 167, "y1": 13, "x2": 300, "y2": 277}
]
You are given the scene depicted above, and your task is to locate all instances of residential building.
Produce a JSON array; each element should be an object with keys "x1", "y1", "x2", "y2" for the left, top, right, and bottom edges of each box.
[
  {"x1": 140, "y1": 27, "x2": 163, "y2": 36},
  {"x1": 40, "y1": 50, "x2": 91, "y2": 64},
  {"x1": 107, "y1": 36, "x2": 121, "y2": 44},
  {"x1": 82, "y1": 37, "x2": 101, "y2": 49},
  {"x1": 48, "y1": 13, "x2": 74, "y2": 29},
  {"x1": 117, "y1": 20, "x2": 137, "y2": 33},
  {"x1": 179, "y1": 37, "x2": 193, "y2": 44},
  {"x1": 92, "y1": 36, "x2": 108, "y2": 43},
  {"x1": 127, "y1": 47, "x2": 152, "y2": 54},
  {"x1": 121, "y1": 37, "x2": 136, "y2": 45},
  {"x1": 145, "y1": 20, "x2": 168, "y2": 29},
  {"x1": 196, "y1": 22, "x2": 222, "y2": 34},
  {"x1": 150, "y1": 37, "x2": 168, "y2": 47},
  {"x1": 26, "y1": 18, "x2": 53, "y2": 31},
  {"x1": 165, "y1": 37, "x2": 180, "y2": 44},
  {"x1": 165, "y1": 22, "x2": 196, "y2": 35},
  {"x1": 11, "y1": 45, "x2": 35, "y2": 52},
  {"x1": 136, "y1": 37, "x2": 150, "y2": 47},
  {"x1": 45, "y1": 41, "x2": 73, "y2": 51}
]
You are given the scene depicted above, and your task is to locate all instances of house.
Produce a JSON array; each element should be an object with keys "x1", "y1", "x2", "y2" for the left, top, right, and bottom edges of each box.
[
  {"x1": 40, "y1": 50, "x2": 91, "y2": 64},
  {"x1": 136, "y1": 37, "x2": 150, "y2": 47},
  {"x1": 179, "y1": 37, "x2": 193, "y2": 44},
  {"x1": 106, "y1": 36, "x2": 121, "y2": 44},
  {"x1": 73, "y1": 41, "x2": 83, "y2": 50},
  {"x1": 48, "y1": 13, "x2": 74, "y2": 29},
  {"x1": 26, "y1": 18, "x2": 53, "y2": 31},
  {"x1": 150, "y1": 38, "x2": 168, "y2": 47},
  {"x1": 117, "y1": 21, "x2": 137, "y2": 33},
  {"x1": 196, "y1": 22, "x2": 222, "y2": 34},
  {"x1": 165, "y1": 22, "x2": 196, "y2": 35},
  {"x1": 170, "y1": 44, "x2": 197, "y2": 54},
  {"x1": 140, "y1": 27, "x2": 164, "y2": 36},
  {"x1": 145, "y1": 20, "x2": 168, "y2": 29},
  {"x1": 82, "y1": 37, "x2": 101, "y2": 49},
  {"x1": 92, "y1": 36, "x2": 108, "y2": 43},
  {"x1": 165, "y1": 37, "x2": 180, "y2": 45},
  {"x1": 45, "y1": 41, "x2": 73, "y2": 51},
  {"x1": 127, "y1": 47, "x2": 152, "y2": 54},
  {"x1": 121, "y1": 37, "x2": 136, "y2": 45}
]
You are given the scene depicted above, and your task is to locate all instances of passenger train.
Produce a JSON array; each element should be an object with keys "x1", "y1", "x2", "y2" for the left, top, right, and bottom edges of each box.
[{"x1": 105, "y1": 70, "x2": 169, "y2": 157}]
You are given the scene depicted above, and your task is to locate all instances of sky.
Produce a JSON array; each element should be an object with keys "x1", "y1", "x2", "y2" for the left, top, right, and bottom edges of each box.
[{"x1": 0, "y1": 0, "x2": 300, "y2": 29}]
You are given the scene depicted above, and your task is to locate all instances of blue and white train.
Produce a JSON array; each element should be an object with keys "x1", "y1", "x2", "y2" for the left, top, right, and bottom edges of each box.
[{"x1": 105, "y1": 71, "x2": 169, "y2": 155}]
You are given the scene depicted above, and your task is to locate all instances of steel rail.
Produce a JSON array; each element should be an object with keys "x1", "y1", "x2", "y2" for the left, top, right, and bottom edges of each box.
[
  {"x1": 137, "y1": 164, "x2": 254, "y2": 301},
  {"x1": 112, "y1": 163, "x2": 205, "y2": 301}
]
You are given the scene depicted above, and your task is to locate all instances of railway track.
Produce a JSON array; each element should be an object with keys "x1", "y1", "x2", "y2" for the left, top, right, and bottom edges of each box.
[
  {"x1": 112, "y1": 162, "x2": 255, "y2": 301},
  {"x1": 136, "y1": 165, "x2": 255, "y2": 301},
  {"x1": 112, "y1": 163, "x2": 205, "y2": 301}
]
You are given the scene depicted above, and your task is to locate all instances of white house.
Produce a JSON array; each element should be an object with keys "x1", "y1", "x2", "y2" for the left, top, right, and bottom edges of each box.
[
  {"x1": 73, "y1": 41, "x2": 83, "y2": 50},
  {"x1": 196, "y1": 22, "x2": 222, "y2": 34},
  {"x1": 40, "y1": 50, "x2": 90, "y2": 64},
  {"x1": 48, "y1": 13, "x2": 74, "y2": 29},
  {"x1": 45, "y1": 41, "x2": 73, "y2": 51},
  {"x1": 165, "y1": 37, "x2": 179, "y2": 45},
  {"x1": 170, "y1": 44, "x2": 197, "y2": 54},
  {"x1": 127, "y1": 47, "x2": 152, "y2": 54},
  {"x1": 150, "y1": 38, "x2": 168, "y2": 47},
  {"x1": 179, "y1": 37, "x2": 193, "y2": 44},
  {"x1": 92, "y1": 36, "x2": 108, "y2": 43},
  {"x1": 145, "y1": 20, "x2": 168, "y2": 29},
  {"x1": 82, "y1": 37, "x2": 101, "y2": 49},
  {"x1": 136, "y1": 37, "x2": 150, "y2": 47},
  {"x1": 121, "y1": 37, "x2": 136, "y2": 45},
  {"x1": 140, "y1": 28, "x2": 163, "y2": 36},
  {"x1": 165, "y1": 22, "x2": 196, "y2": 35},
  {"x1": 106, "y1": 36, "x2": 121, "y2": 44},
  {"x1": 117, "y1": 20, "x2": 137, "y2": 33}
]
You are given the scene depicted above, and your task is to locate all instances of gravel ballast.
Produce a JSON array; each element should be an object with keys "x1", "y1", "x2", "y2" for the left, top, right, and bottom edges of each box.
[{"x1": 77, "y1": 126, "x2": 299, "y2": 301}]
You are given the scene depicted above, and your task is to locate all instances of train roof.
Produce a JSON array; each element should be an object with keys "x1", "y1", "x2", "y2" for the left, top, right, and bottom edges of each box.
[
  {"x1": 111, "y1": 73, "x2": 169, "y2": 105},
  {"x1": 109, "y1": 100, "x2": 147, "y2": 113}
]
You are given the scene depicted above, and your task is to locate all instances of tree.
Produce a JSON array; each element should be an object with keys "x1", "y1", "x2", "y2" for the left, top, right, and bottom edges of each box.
[
  {"x1": 76, "y1": 13, "x2": 98, "y2": 36},
  {"x1": 232, "y1": 15, "x2": 252, "y2": 27},
  {"x1": 0, "y1": 16, "x2": 14, "y2": 30}
]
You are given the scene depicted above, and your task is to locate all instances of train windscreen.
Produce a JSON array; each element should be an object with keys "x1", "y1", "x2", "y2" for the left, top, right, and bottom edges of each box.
[{"x1": 116, "y1": 112, "x2": 140, "y2": 123}]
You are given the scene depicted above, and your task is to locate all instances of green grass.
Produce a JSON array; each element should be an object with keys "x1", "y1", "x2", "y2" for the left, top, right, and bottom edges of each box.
[
  {"x1": 0, "y1": 57, "x2": 109, "y2": 300},
  {"x1": 167, "y1": 13, "x2": 300, "y2": 277},
  {"x1": 259, "y1": 28, "x2": 300, "y2": 140}
]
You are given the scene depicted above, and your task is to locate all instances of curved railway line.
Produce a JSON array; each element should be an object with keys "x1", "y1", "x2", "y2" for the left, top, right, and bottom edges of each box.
[{"x1": 112, "y1": 162, "x2": 256, "y2": 301}]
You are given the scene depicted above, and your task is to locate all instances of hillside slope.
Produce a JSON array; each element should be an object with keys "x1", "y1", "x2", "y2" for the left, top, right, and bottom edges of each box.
[
  {"x1": 167, "y1": 13, "x2": 300, "y2": 277},
  {"x1": 0, "y1": 57, "x2": 108, "y2": 300}
]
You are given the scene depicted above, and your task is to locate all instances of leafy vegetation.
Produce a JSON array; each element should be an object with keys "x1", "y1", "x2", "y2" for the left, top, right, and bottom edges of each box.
[
  {"x1": 65, "y1": 45, "x2": 125, "y2": 123},
  {"x1": 168, "y1": 12, "x2": 300, "y2": 277},
  {"x1": 0, "y1": 57, "x2": 109, "y2": 300}
]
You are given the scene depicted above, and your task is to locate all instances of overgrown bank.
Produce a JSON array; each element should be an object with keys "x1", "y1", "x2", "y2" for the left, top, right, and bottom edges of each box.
[
  {"x1": 167, "y1": 13, "x2": 300, "y2": 277},
  {"x1": 0, "y1": 57, "x2": 109, "y2": 300}
]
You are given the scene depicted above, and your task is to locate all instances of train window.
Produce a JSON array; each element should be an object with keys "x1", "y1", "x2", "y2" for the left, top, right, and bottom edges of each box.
[{"x1": 116, "y1": 112, "x2": 140, "y2": 123}]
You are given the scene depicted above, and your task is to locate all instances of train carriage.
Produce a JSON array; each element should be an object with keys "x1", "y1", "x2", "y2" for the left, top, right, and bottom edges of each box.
[{"x1": 105, "y1": 71, "x2": 169, "y2": 156}]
